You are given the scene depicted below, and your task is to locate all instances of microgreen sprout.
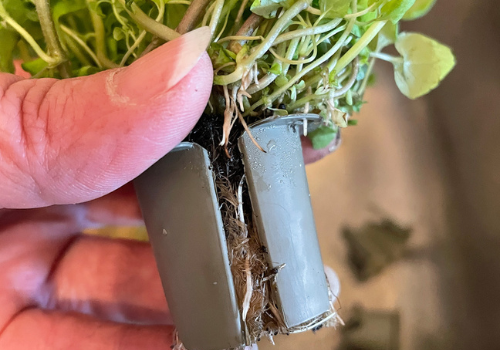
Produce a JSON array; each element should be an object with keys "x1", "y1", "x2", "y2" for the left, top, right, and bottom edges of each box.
[{"x1": 0, "y1": 0, "x2": 454, "y2": 148}]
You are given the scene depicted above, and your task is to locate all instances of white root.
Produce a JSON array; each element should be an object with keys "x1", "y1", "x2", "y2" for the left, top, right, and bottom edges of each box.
[
  {"x1": 220, "y1": 85, "x2": 232, "y2": 147},
  {"x1": 242, "y1": 254, "x2": 253, "y2": 343},
  {"x1": 237, "y1": 108, "x2": 266, "y2": 153},
  {"x1": 237, "y1": 176, "x2": 246, "y2": 225}
]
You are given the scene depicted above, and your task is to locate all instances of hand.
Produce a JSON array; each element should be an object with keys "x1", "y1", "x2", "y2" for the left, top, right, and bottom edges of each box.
[
  {"x1": 0, "y1": 27, "x2": 337, "y2": 349},
  {"x1": 0, "y1": 27, "x2": 213, "y2": 349}
]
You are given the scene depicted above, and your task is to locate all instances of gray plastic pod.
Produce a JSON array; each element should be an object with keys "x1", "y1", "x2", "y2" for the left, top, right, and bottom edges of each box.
[
  {"x1": 134, "y1": 143, "x2": 244, "y2": 350},
  {"x1": 238, "y1": 114, "x2": 331, "y2": 328}
]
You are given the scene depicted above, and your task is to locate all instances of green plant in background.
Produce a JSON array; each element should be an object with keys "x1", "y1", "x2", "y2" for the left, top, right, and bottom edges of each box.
[{"x1": 0, "y1": 0, "x2": 454, "y2": 149}]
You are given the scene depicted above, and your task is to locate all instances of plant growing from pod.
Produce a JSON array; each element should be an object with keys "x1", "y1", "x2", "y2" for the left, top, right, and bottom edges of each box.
[
  {"x1": 0, "y1": 0, "x2": 455, "y2": 347},
  {"x1": 0, "y1": 0, "x2": 454, "y2": 148}
]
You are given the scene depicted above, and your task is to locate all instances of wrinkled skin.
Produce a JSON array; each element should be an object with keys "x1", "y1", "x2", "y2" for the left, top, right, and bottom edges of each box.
[{"x1": 0, "y1": 28, "x2": 336, "y2": 349}]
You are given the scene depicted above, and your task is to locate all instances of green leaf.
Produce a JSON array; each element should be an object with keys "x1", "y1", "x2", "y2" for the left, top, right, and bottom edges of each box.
[
  {"x1": 0, "y1": 28, "x2": 19, "y2": 73},
  {"x1": 351, "y1": 25, "x2": 364, "y2": 38},
  {"x1": 360, "y1": 10, "x2": 377, "y2": 23},
  {"x1": 207, "y1": 43, "x2": 235, "y2": 69},
  {"x1": 373, "y1": 0, "x2": 416, "y2": 23},
  {"x1": 289, "y1": 85, "x2": 297, "y2": 100},
  {"x1": 402, "y1": 0, "x2": 436, "y2": 20},
  {"x1": 295, "y1": 80, "x2": 305, "y2": 90},
  {"x1": 52, "y1": 0, "x2": 87, "y2": 28},
  {"x1": 267, "y1": 107, "x2": 288, "y2": 116},
  {"x1": 1, "y1": 0, "x2": 43, "y2": 40},
  {"x1": 367, "y1": 72, "x2": 376, "y2": 86},
  {"x1": 345, "y1": 89, "x2": 353, "y2": 105},
  {"x1": 73, "y1": 65, "x2": 100, "y2": 76},
  {"x1": 250, "y1": 0, "x2": 281, "y2": 18},
  {"x1": 275, "y1": 74, "x2": 289, "y2": 87},
  {"x1": 269, "y1": 62, "x2": 282, "y2": 75},
  {"x1": 112, "y1": 27, "x2": 125, "y2": 40},
  {"x1": 21, "y1": 57, "x2": 48, "y2": 75},
  {"x1": 347, "y1": 119, "x2": 358, "y2": 125},
  {"x1": 393, "y1": 32, "x2": 456, "y2": 99},
  {"x1": 369, "y1": 21, "x2": 398, "y2": 51},
  {"x1": 358, "y1": 0, "x2": 377, "y2": 22},
  {"x1": 165, "y1": 4, "x2": 186, "y2": 28},
  {"x1": 2, "y1": 0, "x2": 38, "y2": 25},
  {"x1": 319, "y1": 0, "x2": 350, "y2": 19},
  {"x1": 224, "y1": 48, "x2": 236, "y2": 60},
  {"x1": 308, "y1": 126, "x2": 337, "y2": 149}
]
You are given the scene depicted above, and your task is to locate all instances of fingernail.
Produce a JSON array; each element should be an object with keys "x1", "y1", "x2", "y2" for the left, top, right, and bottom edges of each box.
[{"x1": 114, "y1": 27, "x2": 211, "y2": 100}]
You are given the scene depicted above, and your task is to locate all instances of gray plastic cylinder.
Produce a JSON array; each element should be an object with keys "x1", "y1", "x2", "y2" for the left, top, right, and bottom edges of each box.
[
  {"x1": 134, "y1": 143, "x2": 244, "y2": 350},
  {"x1": 238, "y1": 114, "x2": 331, "y2": 328}
]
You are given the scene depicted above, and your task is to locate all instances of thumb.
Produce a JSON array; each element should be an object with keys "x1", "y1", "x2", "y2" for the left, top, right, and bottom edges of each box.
[{"x1": 0, "y1": 27, "x2": 213, "y2": 209}]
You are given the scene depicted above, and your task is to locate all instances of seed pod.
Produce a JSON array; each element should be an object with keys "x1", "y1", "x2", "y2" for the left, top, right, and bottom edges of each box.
[
  {"x1": 238, "y1": 114, "x2": 331, "y2": 328},
  {"x1": 134, "y1": 142, "x2": 244, "y2": 350}
]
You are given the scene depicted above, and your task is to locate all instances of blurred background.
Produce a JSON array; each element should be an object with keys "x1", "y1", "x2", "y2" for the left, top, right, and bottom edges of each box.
[{"x1": 90, "y1": 0, "x2": 500, "y2": 349}]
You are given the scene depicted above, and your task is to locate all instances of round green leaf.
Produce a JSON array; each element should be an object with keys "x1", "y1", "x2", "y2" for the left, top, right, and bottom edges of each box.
[
  {"x1": 403, "y1": 0, "x2": 436, "y2": 20},
  {"x1": 319, "y1": 0, "x2": 351, "y2": 19},
  {"x1": 393, "y1": 32, "x2": 456, "y2": 99}
]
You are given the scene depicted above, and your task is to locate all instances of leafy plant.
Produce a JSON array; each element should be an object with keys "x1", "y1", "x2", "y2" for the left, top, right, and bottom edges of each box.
[{"x1": 0, "y1": 0, "x2": 454, "y2": 148}]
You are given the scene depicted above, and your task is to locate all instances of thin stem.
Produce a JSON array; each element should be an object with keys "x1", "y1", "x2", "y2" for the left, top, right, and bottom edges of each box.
[
  {"x1": 233, "y1": 0, "x2": 250, "y2": 31},
  {"x1": 127, "y1": 3, "x2": 180, "y2": 41},
  {"x1": 120, "y1": 30, "x2": 147, "y2": 66},
  {"x1": 305, "y1": 6, "x2": 321, "y2": 15},
  {"x1": 287, "y1": 92, "x2": 327, "y2": 110},
  {"x1": 0, "y1": 2, "x2": 57, "y2": 65},
  {"x1": 214, "y1": 8, "x2": 230, "y2": 41},
  {"x1": 370, "y1": 51, "x2": 403, "y2": 64},
  {"x1": 295, "y1": 13, "x2": 308, "y2": 28},
  {"x1": 215, "y1": 0, "x2": 311, "y2": 85},
  {"x1": 228, "y1": 14, "x2": 264, "y2": 53},
  {"x1": 209, "y1": 0, "x2": 225, "y2": 39},
  {"x1": 87, "y1": 0, "x2": 119, "y2": 68},
  {"x1": 120, "y1": 4, "x2": 165, "y2": 66},
  {"x1": 60, "y1": 25, "x2": 102, "y2": 68},
  {"x1": 243, "y1": 18, "x2": 355, "y2": 115},
  {"x1": 358, "y1": 57, "x2": 375, "y2": 95},
  {"x1": 176, "y1": 0, "x2": 212, "y2": 34},
  {"x1": 219, "y1": 0, "x2": 241, "y2": 26},
  {"x1": 218, "y1": 35, "x2": 264, "y2": 43},
  {"x1": 62, "y1": 32, "x2": 91, "y2": 66},
  {"x1": 202, "y1": 1, "x2": 216, "y2": 27},
  {"x1": 272, "y1": 18, "x2": 342, "y2": 46},
  {"x1": 332, "y1": 57, "x2": 359, "y2": 97},
  {"x1": 335, "y1": 20, "x2": 386, "y2": 72},
  {"x1": 344, "y1": 3, "x2": 376, "y2": 18},
  {"x1": 34, "y1": 0, "x2": 71, "y2": 77},
  {"x1": 246, "y1": 38, "x2": 297, "y2": 95},
  {"x1": 316, "y1": 25, "x2": 346, "y2": 46},
  {"x1": 111, "y1": 0, "x2": 128, "y2": 27},
  {"x1": 269, "y1": 42, "x2": 316, "y2": 65},
  {"x1": 214, "y1": 61, "x2": 236, "y2": 74}
]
